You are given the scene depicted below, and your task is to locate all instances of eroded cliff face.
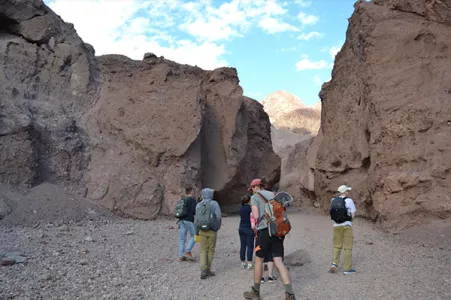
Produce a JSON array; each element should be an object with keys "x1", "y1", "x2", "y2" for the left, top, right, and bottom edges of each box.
[
  {"x1": 314, "y1": 0, "x2": 451, "y2": 230},
  {"x1": 0, "y1": 0, "x2": 279, "y2": 220},
  {"x1": 0, "y1": 0, "x2": 99, "y2": 190}
]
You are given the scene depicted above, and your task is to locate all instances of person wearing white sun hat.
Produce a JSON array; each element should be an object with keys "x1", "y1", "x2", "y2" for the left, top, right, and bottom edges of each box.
[{"x1": 328, "y1": 184, "x2": 356, "y2": 275}]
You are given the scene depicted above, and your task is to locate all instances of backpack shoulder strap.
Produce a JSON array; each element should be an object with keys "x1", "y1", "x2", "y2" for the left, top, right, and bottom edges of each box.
[{"x1": 257, "y1": 192, "x2": 269, "y2": 203}]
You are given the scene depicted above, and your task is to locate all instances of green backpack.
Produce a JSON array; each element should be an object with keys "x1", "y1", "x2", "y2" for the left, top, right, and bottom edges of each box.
[
  {"x1": 174, "y1": 198, "x2": 188, "y2": 219},
  {"x1": 196, "y1": 200, "x2": 213, "y2": 231}
]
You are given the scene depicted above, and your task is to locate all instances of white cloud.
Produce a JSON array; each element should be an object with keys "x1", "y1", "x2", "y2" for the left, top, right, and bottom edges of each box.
[
  {"x1": 295, "y1": 56, "x2": 329, "y2": 71},
  {"x1": 45, "y1": 0, "x2": 304, "y2": 70},
  {"x1": 329, "y1": 45, "x2": 343, "y2": 58},
  {"x1": 279, "y1": 47, "x2": 296, "y2": 52},
  {"x1": 295, "y1": 0, "x2": 311, "y2": 7},
  {"x1": 297, "y1": 31, "x2": 324, "y2": 40},
  {"x1": 259, "y1": 16, "x2": 299, "y2": 34},
  {"x1": 298, "y1": 11, "x2": 319, "y2": 25}
]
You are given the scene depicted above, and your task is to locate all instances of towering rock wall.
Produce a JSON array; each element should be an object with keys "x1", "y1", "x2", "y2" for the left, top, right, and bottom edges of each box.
[
  {"x1": 314, "y1": 0, "x2": 451, "y2": 229},
  {"x1": 0, "y1": 0, "x2": 99, "y2": 189},
  {"x1": 0, "y1": 0, "x2": 279, "y2": 220}
]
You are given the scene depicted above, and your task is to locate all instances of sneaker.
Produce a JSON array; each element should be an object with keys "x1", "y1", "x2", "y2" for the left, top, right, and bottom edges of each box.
[
  {"x1": 285, "y1": 292, "x2": 296, "y2": 300},
  {"x1": 243, "y1": 287, "x2": 261, "y2": 300},
  {"x1": 329, "y1": 264, "x2": 337, "y2": 273},
  {"x1": 200, "y1": 270, "x2": 208, "y2": 279},
  {"x1": 206, "y1": 269, "x2": 215, "y2": 277},
  {"x1": 179, "y1": 256, "x2": 187, "y2": 262},
  {"x1": 184, "y1": 252, "x2": 195, "y2": 261},
  {"x1": 268, "y1": 276, "x2": 276, "y2": 283},
  {"x1": 343, "y1": 269, "x2": 356, "y2": 275},
  {"x1": 241, "y1": 262, "x2": 247, "y2": 269},
  {"x1": 247, "y1": 263, "x2": 254, "y2": 270},
  {"x1": 260, "y1": 277, "x2": 265, "y2": 283}
]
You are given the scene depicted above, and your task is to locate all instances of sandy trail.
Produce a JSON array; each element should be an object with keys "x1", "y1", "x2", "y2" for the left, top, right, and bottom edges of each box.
[{"x1": 1, "y1": 210, "x2": 450, "y2": 300}]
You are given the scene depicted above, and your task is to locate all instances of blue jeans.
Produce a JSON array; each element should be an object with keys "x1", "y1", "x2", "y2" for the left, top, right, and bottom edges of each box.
[
  {"x1": 179, "y1": 220, "x2": 196, "y2": 257},
  {"x1": 239, "y1": 227, "x2": 255, "y2": 262}
]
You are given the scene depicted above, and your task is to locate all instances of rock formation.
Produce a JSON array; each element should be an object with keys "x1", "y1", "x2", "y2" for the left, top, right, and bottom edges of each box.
[
  {"x1": 262, "y1": 90, "x2": 321, "y2": 137},
  {"x1": 0, "y1": 0, "x2": 279, "y2": 221},
  {"x1": 262, "y1": 91, "x2": 320, "y2": 206},
  {"x1": 310, "y1": 0, "x2": 451, "y2": 230}
]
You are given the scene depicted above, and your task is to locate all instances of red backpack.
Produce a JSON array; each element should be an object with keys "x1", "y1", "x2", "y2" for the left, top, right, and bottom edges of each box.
[{"x1": 257, "y1": 192, "x2": 291, "y2": 237}]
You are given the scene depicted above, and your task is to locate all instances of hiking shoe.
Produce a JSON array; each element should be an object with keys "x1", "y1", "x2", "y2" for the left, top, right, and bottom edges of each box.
[
  {"x1": 260, "y1": 277, "x2": 265, "y2": 283},
  {"x1": 343, "y1": 269, "x2": 356, "y2": 275},
  {"x1": 200, "y1": 270, "x2": 208, "y2": 279},
  {"x1": 285, "y1": 292, "x2": 296, "y2": 300},
  {"x1": 329, "y1": 264, "x2": 337, "y2": 273},
  {"x1": 243, "y1": 287, "x2": 261, "y2": 300},
  {"x1": 179, "y1": 256, "x2": 187, "y2": 262},
  {"x1": 206, "y1": 269, "x2": 215, "y2": 277},
  {"x1": 241, "y1": 262, "x2": 247, "y2": 269},
  {"x1": 247, "y1": 263, "x2": 254, "y2": 270},
  {"x1": 268, "y1": 276, "x2": 276, "y2": 283},
  {"x1": 184, "y1": 252, "x2": 195, "y2": 261}
]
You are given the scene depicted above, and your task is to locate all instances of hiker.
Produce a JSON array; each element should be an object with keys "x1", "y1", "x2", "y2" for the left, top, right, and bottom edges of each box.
[
  {"x1": 239, "y1": 195, "x2": 255, "y2": 269},
  {"x1": 176, "y1": 186, "x2": 197, "y2": 262},
  {"x1": 195, "y1": 188, "x2": 222, "y2": 279},
  {"x1": 243, "y1": 179, "x2": 296, "y2": 300},
  {"x1": 329, "y1": 184, "x2": 357, "y2": 275}
]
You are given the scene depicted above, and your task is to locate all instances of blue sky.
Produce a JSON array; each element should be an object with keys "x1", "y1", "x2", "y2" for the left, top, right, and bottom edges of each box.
[{"x1": 45, "y1": 0, "x2": 357, "y2": 106}]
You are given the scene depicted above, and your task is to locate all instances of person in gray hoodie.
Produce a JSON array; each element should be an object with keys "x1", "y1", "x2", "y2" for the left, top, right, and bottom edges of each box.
[{"x1": 195, "y1": 188, "x2": 222, "y2": 279}]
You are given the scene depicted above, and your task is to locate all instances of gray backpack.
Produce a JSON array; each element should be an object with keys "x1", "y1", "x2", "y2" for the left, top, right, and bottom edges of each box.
[{"x1": 196, "y1": 200, "x2": 213, "y2": 231}]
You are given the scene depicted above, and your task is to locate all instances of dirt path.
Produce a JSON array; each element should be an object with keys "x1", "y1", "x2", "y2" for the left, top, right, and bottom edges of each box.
[{"x1": 1, "y1": 210, "x2": 450, "y2": 300}]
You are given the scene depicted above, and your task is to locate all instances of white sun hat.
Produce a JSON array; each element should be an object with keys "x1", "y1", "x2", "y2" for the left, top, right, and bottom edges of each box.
[{"x1": 337, "y1": 185, "x2": 352, "y2": 193}]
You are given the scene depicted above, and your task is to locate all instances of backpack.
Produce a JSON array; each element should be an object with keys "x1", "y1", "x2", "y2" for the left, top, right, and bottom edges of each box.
[
  {"x1": 174, "y1": 197, "x2": 189, "y2": 219},
  {"x1": 257, "y1": 192, "x2": 291, "y2": 237},
  {"x1": 195, "y1": 200, "x2": 214, "y2": 231},
  {"x1": 330, "y1": 197, "x2": 351, "y2": 223}
]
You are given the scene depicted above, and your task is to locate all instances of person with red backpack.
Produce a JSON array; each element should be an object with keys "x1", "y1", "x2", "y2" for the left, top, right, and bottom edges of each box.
[{"x1": 243, "y1": 179, "x2": 296, "y2": 300}]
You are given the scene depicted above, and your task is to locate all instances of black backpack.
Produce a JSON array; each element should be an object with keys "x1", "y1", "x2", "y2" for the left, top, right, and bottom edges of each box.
[{"x1": 330, "y1": 197, "x2": 352, "y2": 224}]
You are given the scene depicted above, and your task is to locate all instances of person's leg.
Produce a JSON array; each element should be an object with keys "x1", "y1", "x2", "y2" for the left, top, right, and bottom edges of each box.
[
  {"x1": 207, "y1": 230, "x2": 217, "y2": 276},
  {"x1": 272, "y1": 237, "x2": 294, "y2": 297},
  {"x1": 246, "y1": 228, "x2": 255, "y2": 266},
  {"x1": 199, "y1": 230, "x2": 208, "y2": 278},
  {"x1": 331, "y1": 226, "x2": 344, "y2": 272},
  {"x1": 179, "y1": 221, "x2": 187, "y2": 259},
  {"x1": 343, "y1": 226, "x2": 354, "y2": 272},
  {"x1": 184, "y1": 221, "x2": 196, "y2": 260},
  {"x1": 243, "y1": 229, "x2": 270, "y2": 299},
  {"x1": 239, "y1": 228, "x2": 247, "y2": 264}
]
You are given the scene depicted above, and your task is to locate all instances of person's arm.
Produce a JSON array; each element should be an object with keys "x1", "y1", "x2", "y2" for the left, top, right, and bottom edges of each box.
[
  {"x1": 250, "y1": 195, "x2": 260, "y2": 221},
  {"x1": 213, "y1": 201, "x2": 222, "y2": 230},
  {"x1": 347, "y1": 198, "x2": 357, "y2": 219},
  {"x1": 191, "y1": 198, "x2": 196, "y2": 216}
]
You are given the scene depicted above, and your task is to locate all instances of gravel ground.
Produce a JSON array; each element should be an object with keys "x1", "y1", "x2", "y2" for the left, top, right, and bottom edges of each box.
[{"x1": 1, "y1": 209, "x2": 450, "y2": 300}]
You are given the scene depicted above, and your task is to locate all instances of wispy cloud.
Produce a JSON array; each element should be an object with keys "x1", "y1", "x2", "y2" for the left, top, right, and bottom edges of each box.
[
  {"x1": 329, "y1": 46, "x2": 341, "y2": 58},
  {"x1": 295, "y1": 55, "x2": 329, "y2": 71},
  {"x1": 259, "y1": 16, "x2": 299, "y2": 34},
  {"x1": 45, "y1": 0, "x2": 304, "y2": 70},
  {"x1": 294, "y1": 0, "x2": 311, "y2": 7},
  {"x1": 298, "y1": 11, "x2": 319, "y2": 25},
  {"x1": 279, "y1": 47, "x2": 297, "y2": 52},
  {"x1": 298, "y1": 31, "x2": 324, "y2": 41}
]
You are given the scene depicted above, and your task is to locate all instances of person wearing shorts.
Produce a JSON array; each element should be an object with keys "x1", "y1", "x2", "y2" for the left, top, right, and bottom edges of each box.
[{"x1": 243, "y1": 179, "x2": 295, "y2": 300}]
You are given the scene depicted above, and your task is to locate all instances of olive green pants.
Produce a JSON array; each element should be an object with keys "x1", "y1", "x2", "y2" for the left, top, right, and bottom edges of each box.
[
  {"x1": 199, "y1": 230, "x2": 217, "y2": 271},
  {"x1": 333, "y1": 226, "x2": 353, "y2": 271}
]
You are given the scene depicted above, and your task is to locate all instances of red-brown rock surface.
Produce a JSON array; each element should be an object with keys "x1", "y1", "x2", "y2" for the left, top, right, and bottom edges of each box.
[
  {"x1": 312, "y1": 0, "x2": 451, "y2": 230},
  {"x1": 0, "y1": 0, "x2": 279, "y2": 221}
]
